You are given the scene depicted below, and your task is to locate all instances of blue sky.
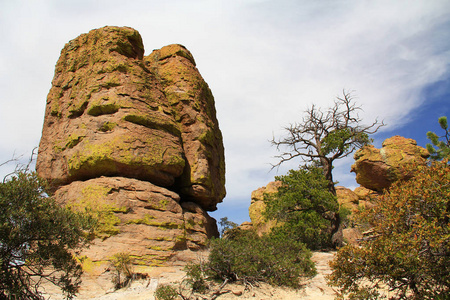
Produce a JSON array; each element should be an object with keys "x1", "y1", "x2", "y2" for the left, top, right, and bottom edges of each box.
[{"x1": 0, "y1": 0, "x2": 449, "y2": 225}]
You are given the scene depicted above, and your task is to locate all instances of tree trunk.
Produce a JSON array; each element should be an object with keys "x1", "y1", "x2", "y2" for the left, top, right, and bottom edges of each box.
[
  {"x1": 319, "y1": 157, "x2": 342, "y2": 248},
  {"x1": 320, "y1": 158, "x2": 336, "y2": 196}
]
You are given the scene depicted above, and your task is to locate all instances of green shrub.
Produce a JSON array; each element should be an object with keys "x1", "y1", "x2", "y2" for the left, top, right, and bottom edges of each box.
[
  {"x1": 207, "y1": 229, "x2": 316, "y2": 288},
  {"x1": 110, "y1": 252, "x2": 134, "y2": 289},
  {"x1": 263, "y1": 166, "x2": 341, "y2": 250},
  {"x1": 154, "y1": 284, "x2": 178, "y2": 300},
  {"x1": 0, "y1": 170, "x2": 95, "y2": 299},
  {"x1": 328, "y1": 161, "x2": 450, "y2": 299},
  {"x1": 184, "y1": 263, "x2": 208, "y2": 293}
]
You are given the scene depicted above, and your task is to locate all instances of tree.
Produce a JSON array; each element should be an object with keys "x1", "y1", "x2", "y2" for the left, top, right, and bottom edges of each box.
[
  {"x1": 218, "y1": 217, "x2": 238, "y2": 237},
  {"x1": 0, "y1": 170, "x2": 95, "y2": 299},
  {"x1": 327, "y1": 161, "x2": 450, "y2": 299},
  {"x1": 271, "y1": 91, "x2": 383, "y2": 195},
  {"x1": 426, "y1": 116, "x2": 450, "y2": 160},
  {"x1": 263, "y1": 165, "x2": 341, "y2": 249}
]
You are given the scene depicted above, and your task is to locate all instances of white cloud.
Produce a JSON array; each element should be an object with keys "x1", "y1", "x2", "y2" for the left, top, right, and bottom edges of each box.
[{"x1": 0, "y1": 0, "x2": 449, "y2": 222}]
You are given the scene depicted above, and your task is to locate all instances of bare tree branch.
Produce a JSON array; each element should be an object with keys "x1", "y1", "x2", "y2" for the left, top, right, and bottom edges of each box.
[{"x1": 271, "y1": 90, "x2": 384, "y2": 195}]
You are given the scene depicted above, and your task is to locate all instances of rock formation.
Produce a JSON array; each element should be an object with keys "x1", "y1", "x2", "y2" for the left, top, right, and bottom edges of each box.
[
  {"x1": 36, "y1": 26, "x2": 225, "y2": 268},
  {"x1": 351, "y1": 135, "x2": 429, "y2": 191},
  {"x1": 248, "y1": 181, "x2": 282, "y2": 235},
  {"x1": 246, "y1": 136, "x2": 429, "y2": 247}
]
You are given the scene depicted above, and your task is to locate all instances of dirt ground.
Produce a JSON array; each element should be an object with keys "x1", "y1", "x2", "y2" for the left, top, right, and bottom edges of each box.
[{"x1": 41, "y1": 251, "x2": 339, "y2": 300}]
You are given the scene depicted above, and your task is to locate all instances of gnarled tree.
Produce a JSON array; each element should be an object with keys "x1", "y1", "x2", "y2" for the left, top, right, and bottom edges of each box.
[{"x1": 271, "y1": 91, "x2": 383, "y2": 195}]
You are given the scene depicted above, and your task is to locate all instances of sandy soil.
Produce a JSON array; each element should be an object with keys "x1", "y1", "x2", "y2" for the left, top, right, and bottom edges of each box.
[{"x1": 41, "y1": 251, "x2": 338, "y2": 300}]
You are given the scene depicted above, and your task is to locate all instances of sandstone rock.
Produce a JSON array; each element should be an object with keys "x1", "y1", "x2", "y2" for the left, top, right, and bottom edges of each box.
[
  {"x1": 36, "y1": 26, "x2": 226, "y2": 272},
  {"x1": 248, "y1": 181, "x2": 282, "y2": 235},
  {"x1": 336, "y1": 186, "x2": 359, "y2": 214},
  {"x1": 54, "y1": 177, "x2": 218, "y2": 270},
  {"x1": 351, "y1": 136, "x2": 429, "y2": 191},
  {"x1": 343, "y1": 227, "x2": 363, "y2": 246},
  {"x1": 37, "y1": 26, "x2": 225, "y2": 211},
  {"x1": 37, "y1": 26, "x2": 184, "y2": 188},
  {"x1": 146, "y1": 45, "x2": 225, "y2": 210},
  {"x1": 237, "y1": 221, "x2": 253, "y2": 231}
]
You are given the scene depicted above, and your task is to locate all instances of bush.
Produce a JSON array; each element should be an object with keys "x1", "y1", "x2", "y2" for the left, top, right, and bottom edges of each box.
[
  {"x1": 184, "y1": 263, "x2": 208, "y2": 293},
  {"x1": 154, "y1": 284, "x2": 178, "y2": 300},
  {"x1": 207, "y1": 229, "x2": 316, "y2": 288},
  {"x1": 110, "y1": 252, "x2": 134, "y2": 289},
  {"x1": 328, "y1": 161, "x2": 450, "y2": 299},
  {"x1": 0, "y1": 170, "x2": 95, "y2": 299},
  {"x1": 264, "y1": 166, "x2": 341, "y2": 250}
]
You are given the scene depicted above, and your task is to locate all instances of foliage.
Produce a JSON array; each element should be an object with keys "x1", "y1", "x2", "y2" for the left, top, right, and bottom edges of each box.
[
  {"x1": 271, "y1": 91, "x2": 383, "y2": 194},
  {"x1": 109, "y1": 252, "x2": 134, "y2": 289},
  {"x1": 328, "y1": 161, "x2": 450, "y2": 299},
  {"x1": 426, "y1": 116, "x2": 450, "y2": 160},
  {"x1": 207, "y1": 229, "x2": 316, "y2": 288},
  {"x1": 0, "y1": 171, "x2": 95, "y2": 299},
  {"x1": 184, "y1": 262, "x2": 208, "y2": 293},
  {"x1": 264, "y1": 166, "x2": 340, "y2": 250},
  {"x1": 154, "y1": 284, "x2": 178, "y2": 300},
  {"x1": 218, "y1": 217, "x2": 238, "y2": 237}
]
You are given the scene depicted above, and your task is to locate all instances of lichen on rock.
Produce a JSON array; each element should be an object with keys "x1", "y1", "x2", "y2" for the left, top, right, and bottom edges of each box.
[
  {"x1": 36, "y1": 26, "x2": 225, "y2": 269},
  {"x1": 351, "y1": 135, "x2": 429, "y2": 191},
  {"x1": 37, "y1": 26, "x2": 225, "y2": 211}
]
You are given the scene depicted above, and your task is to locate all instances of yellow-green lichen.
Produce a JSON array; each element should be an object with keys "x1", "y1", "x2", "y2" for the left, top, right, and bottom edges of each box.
[
  {"x1": 123, "y1": 113, "x2": 181, "y2": 136},
  {"x1": 77, "y1": 256, "x2": 108, "y2": 275},
  {"x1": 98, "y1": 121, "x2": 117, "y2": 132},
  {"x1": 65, "y1": 133, "x2": 85, "y2": 149},
  {"x1": 130, "y1": 254, "x2": 169, "y2": 266},
  {"x1": 67, "y1": 99, "x2": 88, "y2": 118},
  {"x1": 67, "y1": 184, "x2": 125, "y2": 239},
  {"x1": 67, "y1": 135, "x2": 184, "y2": 177},
  {"x1": 197, "y1": 129, "x2": 214, "y2": 146},
  {"x1": 126, "y1": 214, "x2": 155, "y2": 225},
  {"x1": 50, "y1": 101, "x2": 62, "y2": 117},
  {"x1": 87, "y1": 102, "x2": 120, "y2": 116},
  {"x1": 157, "y1": 199, "x2": 169, "y2": 210}
]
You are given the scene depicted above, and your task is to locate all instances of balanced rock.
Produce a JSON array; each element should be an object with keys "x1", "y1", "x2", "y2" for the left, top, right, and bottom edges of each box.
[
  {"x1": 36, "y1": 26, "x2": 225, "y2": 268},
  {"x1": 36, "y1": 26, "x2": 225, "y2": 211},
  {"x1": 351, "y1": 136, "x2": 429, "y2": 191}
]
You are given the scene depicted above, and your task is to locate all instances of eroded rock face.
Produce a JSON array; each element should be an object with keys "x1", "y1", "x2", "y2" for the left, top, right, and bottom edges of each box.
[
  {"x1": 248, "y1": 181, "x2": 282, "y2": 236},
  {"x1": 37, "y1": 26, "x2": 184, "y2": 188},
  {"x1": 37, "y1": 26, "x2": 225, "y2": 211},
  {"x1": 55, "y1": 177, "x2": 217, "y2": 268},
  {"x1": 147, "y1": 45, "x2": 225, "y2": 209},
  {"x1": 351, "y1": 136, "x2": 429, "y2": 191},
  {"x1": 36, "y1": 26, "x2": 224, "y2": 268}
]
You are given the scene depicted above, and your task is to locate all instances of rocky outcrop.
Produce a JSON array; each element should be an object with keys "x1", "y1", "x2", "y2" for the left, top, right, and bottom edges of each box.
[
  {"x1": 37, "y1": 26, "x2": 225, "y2": 211},
  {"x1": 351, "y1": 136, "x2": 429, "y2": 191},
  {"x1": 36, "y1": 26, "x2": 225, "y2": 269},
  {"x1": 56, "y1": 177, "x2": 216, "y2": 266},
  {"x1": 248, "y1": 181, "x2": 282, "y2": 235},
  {"x1": 146, "y1": 45, "x2": 225, "y2": 209}
]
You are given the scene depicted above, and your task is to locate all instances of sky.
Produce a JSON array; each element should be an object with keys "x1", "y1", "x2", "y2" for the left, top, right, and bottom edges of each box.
[{"x1": 0, "y1": 0, "x2": 449, "y2": 225}]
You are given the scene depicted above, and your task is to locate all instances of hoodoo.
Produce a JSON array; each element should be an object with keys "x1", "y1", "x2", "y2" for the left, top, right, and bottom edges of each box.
[{"x1": 36, "y1": 26, "x2": 225, "y2": 268}]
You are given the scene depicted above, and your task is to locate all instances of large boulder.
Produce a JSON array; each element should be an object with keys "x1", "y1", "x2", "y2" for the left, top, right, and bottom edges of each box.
[
  {"x1": 36, "y1": 26, "x2": 225, "y2": 269},
  {"x1": 248, "y1": 181, "x2": 282, "y2": 236},
  {"x1": 37, "y1": 26, "x2": 184, "y2": 188},
  {"x1": 147, "y1": 45, "x2": 225, "y2": 209},
  {"x1": 55, "y1": 177, "x2": 217, "y2": 271},
  {"x1": 351, "y1": 136, "x2": 429, "y2": 191},
  {"x1": 37, "y1": 26, "x2": 225, "y2": 211}
]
